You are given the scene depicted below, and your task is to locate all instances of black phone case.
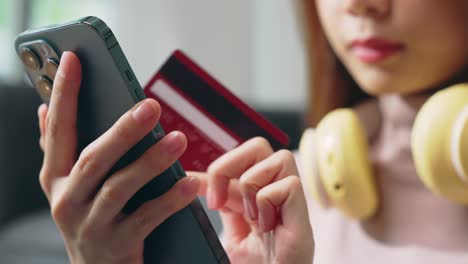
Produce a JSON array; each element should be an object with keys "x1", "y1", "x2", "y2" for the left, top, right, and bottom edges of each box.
[{"x1": 15, "y1": 16, "x2": 229, "y2": 264}]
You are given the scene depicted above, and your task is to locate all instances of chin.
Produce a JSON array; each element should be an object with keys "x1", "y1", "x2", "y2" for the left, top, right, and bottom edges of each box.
[
  {"x1": 351, "y1": 68, "x2": 429, "y2": 96},
  {"x1": 354, "y1": 76, "x2": 400, "y2": 96},
  {"x1": 359, "y1": 80, "x2": 436, "y2": 97}
]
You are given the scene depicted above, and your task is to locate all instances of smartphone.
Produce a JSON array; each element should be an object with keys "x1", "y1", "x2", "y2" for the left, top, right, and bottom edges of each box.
[{"x1": 15, "y1": 16, "x2": 229, "y2": 264}]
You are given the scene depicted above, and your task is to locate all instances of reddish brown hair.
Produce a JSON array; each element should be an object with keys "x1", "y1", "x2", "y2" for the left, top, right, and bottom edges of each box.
[{"x1": 298, "y1": 0, "x2": 369, "y2": 127}]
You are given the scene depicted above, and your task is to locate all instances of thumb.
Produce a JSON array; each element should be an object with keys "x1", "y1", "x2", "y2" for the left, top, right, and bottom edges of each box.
[
  {"x1": 256, "y1": 176, "x2": 314, "y2": 262},
  {"x1": 256, "y1": 176, "x2": 313, "y2": 240}
]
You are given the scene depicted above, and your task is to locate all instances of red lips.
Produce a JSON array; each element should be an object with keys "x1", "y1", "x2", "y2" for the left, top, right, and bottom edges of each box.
[{"x1": 350, "y1": 38, "x2": 404, "y2": 63}]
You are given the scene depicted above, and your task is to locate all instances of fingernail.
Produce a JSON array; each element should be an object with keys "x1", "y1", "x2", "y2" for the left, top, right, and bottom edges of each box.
[
  {"x1": 132, "y1": 100, "x2": 156, "y2": 123},
  {"x1": 243, "y1": 197, "x2": 256, "y2": 221},
  {"x1": 38, "y1": 104, "x2": 47, "y2": 115},
  {"x1": 180, "y1": 176, "x2": 200, "y2": 196}
]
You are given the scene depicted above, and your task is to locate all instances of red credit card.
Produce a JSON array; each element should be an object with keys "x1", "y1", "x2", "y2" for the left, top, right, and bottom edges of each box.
[{"x1": 144, "y1": 50, "x2": 289, "y2": 171}]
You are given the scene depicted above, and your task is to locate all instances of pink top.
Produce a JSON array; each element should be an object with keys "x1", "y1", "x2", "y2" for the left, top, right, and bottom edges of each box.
[
  {"x1": 304, "y1": 198, "x2": 468, "y2": 263},
  {"x1": 296, "y1": 96, "x2": 468, "y2": 263}
]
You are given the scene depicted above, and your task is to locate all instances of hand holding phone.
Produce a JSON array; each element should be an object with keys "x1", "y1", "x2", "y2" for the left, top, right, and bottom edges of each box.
[
  {"x1": 16, "y1": 17, "x2": 228, "y2": 263},
  {"x1": 37, "y1": 52, "x2": 200, "y2": 263}
]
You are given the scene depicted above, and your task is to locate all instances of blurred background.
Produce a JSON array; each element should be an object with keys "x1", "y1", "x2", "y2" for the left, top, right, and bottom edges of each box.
[
  {"x1": 1, "y1": 0, "x2": 307, "y2": 109},
  {"x1": 0, "y1": 1, "x2": 308, "y2": 262}
]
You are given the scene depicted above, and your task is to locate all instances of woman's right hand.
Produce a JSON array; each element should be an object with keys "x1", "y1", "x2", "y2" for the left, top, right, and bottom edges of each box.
[
  {"x1": 193, "y1": 138, "x2": 315, "y2": 264},
  {"x1": 37, "y1": 51, "x2": 200, "y2": 264}
]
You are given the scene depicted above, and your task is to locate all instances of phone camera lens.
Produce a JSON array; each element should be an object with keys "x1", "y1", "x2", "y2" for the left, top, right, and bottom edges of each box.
[
  {"x1": 45, "y1": 58, "x2": 59, "y2": 80},
  {"x1": 20, "y1": 47, "x2": 41, "y2": 70},
  {"x1": 36, "y1": 76, "x2": 53, "y2": 99}
]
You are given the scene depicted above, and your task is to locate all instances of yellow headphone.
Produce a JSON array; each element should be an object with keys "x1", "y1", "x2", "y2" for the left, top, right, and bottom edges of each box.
[{"x1": 299, "y1": 83, "x2": 468, "y2": 220}]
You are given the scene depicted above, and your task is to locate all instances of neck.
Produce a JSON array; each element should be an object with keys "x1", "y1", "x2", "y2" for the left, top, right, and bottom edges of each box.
[
  {"x1": 378, "y1": 94, "x2": 421, "y2": 127},
  {"x1": 359, "y1": 93, "x2": 468, "y2": 251},
  {"x1": 374, "y1": 61, "x2": 468, "y2": 126}
]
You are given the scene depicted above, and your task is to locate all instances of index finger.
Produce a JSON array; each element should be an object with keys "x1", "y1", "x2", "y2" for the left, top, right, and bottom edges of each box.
[
  {"x1": 188, "y1": 170, "x2": 243, "y2": 213},
  {"x1": 206, "y1": 137, "x2": 273, "y2": 209},
  {"x1": 41, "y1": 52, "x2": 82, "y2": 193}
]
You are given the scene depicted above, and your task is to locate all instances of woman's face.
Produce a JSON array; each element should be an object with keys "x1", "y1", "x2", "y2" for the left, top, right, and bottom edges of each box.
[{"x1": 315, "y1": 0, "x2": 468, "y2": 95}]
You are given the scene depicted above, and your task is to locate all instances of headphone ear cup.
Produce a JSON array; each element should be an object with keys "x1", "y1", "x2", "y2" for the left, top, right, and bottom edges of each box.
[
  {"x1": 299, "y1": 128, "x2": 331, "y2": 208},
  {"x1": 412, "y1": 83, "x2": 468, "y2": 204},
  {"x1": 315, "y1": 109, "x2": 378, "y2": 219}
]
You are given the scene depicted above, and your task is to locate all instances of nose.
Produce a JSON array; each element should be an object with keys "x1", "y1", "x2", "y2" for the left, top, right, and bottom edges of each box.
[{"x1": 345, "y1": 0, "x2": 390, "y2": 19}]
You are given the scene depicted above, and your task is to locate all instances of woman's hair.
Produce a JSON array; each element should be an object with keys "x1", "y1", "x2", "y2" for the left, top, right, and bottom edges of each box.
[{"x1": 299, "y1": 0, "x2": 369, "y2": 127}]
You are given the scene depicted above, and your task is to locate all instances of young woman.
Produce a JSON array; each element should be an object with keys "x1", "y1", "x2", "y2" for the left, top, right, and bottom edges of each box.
[
  {"x1": 296, "y1": 0, "x2": 468, "y2": 263},
  {"x1": 37, "y1": 0, "x2": 468, "y2": 263}
]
